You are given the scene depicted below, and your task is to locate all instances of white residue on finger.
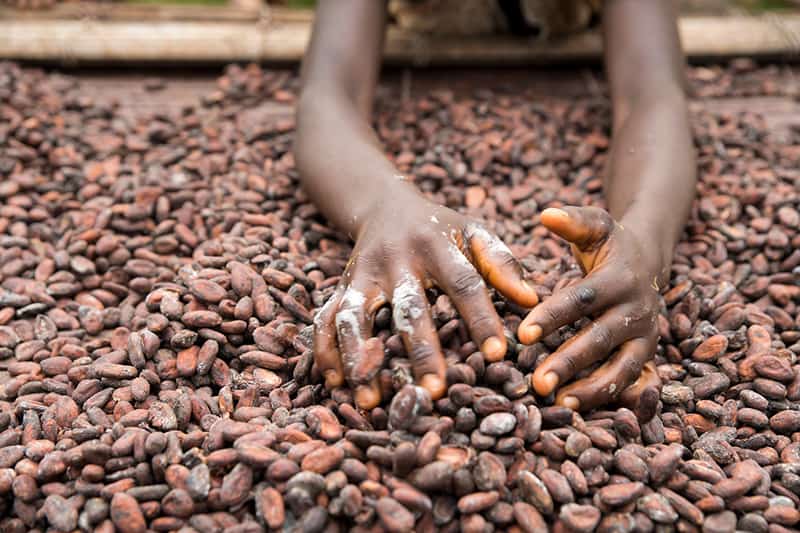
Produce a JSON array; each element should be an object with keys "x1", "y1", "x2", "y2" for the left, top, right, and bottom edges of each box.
[
  {"x1": 412, "y1": 385, "x2": 429, "y2": 417},
  {"x1": 335, "y1": 289, "x2": 366, "y2": 341},
  {"x1": 591, "y1": 321, "x2": 605, "y2": 344},
  {"x1": 443, "y1": 227, "x2": 473, "y2": 267},
  {"x1": 448, "y1": 240, "x2": 475, "y2": 271},
  {"x1": 446, "y1": 237, "x2": 485, "y2": 292},
  {"x1": 392, "y1": 269, "x2": 423, "y2": 335},
  {"x1": 313, "y1": 289, "x2": 340, "y2": 332},
  {"x1": 467, "y1": 224, "x2": 513, "y2": 256}
]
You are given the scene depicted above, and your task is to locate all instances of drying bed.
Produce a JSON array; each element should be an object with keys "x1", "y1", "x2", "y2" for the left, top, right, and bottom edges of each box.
[{"x1": 0, "y1": 61, "x2": 799, "y2": 532}]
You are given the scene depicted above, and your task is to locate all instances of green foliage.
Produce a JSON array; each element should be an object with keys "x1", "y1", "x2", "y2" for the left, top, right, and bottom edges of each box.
[
  {"x1": 737, "y1": 0, "x2": 795, "y2": 11},
  {"x1": 284, "y1": 0, "x2": 316, "y2": 7}
]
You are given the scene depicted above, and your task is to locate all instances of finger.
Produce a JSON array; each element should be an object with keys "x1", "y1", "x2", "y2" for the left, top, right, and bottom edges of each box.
[
  {"x1": 354, "y1": 377, "x2": 382, "y2": 410},
  {"x1": 554, "y1": 336, "x2": 655, "y2": 412},
  {"x1": 540, "y1": 206, "x2": 614, "y2": 252},
  {"x1": 466, "y1": 225, "x2": 539, "y2": 308},
  {"x1": 530, "y1": 308, "x2": 634, "y2": 397},
  {"x1": 431, "y1": 242, "x2": 506, "y2": 362},
  {"x1": 335, "y1": 284, "x2": 386, "y2": 406},
  {"x1": 313, "y1": 285, "x2": 345, "y2": 388},
  {"x1": 348, "y1": 336, "x2": 386, "y2": 385},
  {"x1": 518, "y1": 271, "x2": 615, "y2": 345},
  {"x1": 619, "y1": 361, "x2": 661, "y2": 422},
  {"x1": 335, "y1": 286, "x2": 383, "y2": 376},
  {"x1": 390, "y1": 269, "x2": 447, "y2": 399}
]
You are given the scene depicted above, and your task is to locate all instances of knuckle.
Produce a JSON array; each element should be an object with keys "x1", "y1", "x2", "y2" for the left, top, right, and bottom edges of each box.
[
  {"x1": 597, "y1": 214, "x2": 614, "y2": 236},
  {"x1": 393, "y1": 300, "x2": 418, "y2": 323},
  {"x1": 350, "y1": 246, "x2": 391, "y2": 276},
  {"x1": 315, "y1": 291, "x2": 342, "y2": 324},
  {"x1": 588, "y1": 206, "x2": 614, "y2": 230},
  {"x1": 451, "y1": 271, "x2": 484, "y2": 299},
  {"x1": 623, "y1": 356, "x2": 644, "y2": 382},
  {"x1": 314, "y1": 310, "x2": 336, "y2": 332},
  {"x1": 314, "y1": 309, "x2": 337, "y2": 336},
  {"x1": 498, "y1": 253, "x2": 519, "y2": 270},
  {"x1": 623, "y1": 309, "x2": 644, "y2": 327},
  {"x1": 409, "y1": 342, "x2": 437, "y2": 367},
  {"x1": 624, "y1": 303, "x2": 657, "y2": 333},
  {"x1": 335, "y1": 306, "x2": 363, "y2": 337},
  {"x1": 540, "y1": 304, "x2": 564, "y2": 327},
  {"x1": 559, "y1": 354, "x2": 579, "y2": 377},
  {"x1": 391, "y1": 298, "x2": 424, "y2": 336},
  {"x1": 469, "y1": 313, "x2": 498, "y2": 336},
  {"x1": 569, "y1": 285, "x2": 597, "y2": 308},
  {"x1": 591, "y1": 321, "x2": 614, "y2": 348},
  {"x1": 484, "y1": 231, "x2": 513, "y2": 254},
  {"x1": 463, "y1": 222, "x2": 484, "y2": 241}
]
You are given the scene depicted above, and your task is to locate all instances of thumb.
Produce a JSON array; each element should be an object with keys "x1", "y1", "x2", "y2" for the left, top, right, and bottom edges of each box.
[{"x1": 540, "y1": 206, "x2": 614, "y2": 252}]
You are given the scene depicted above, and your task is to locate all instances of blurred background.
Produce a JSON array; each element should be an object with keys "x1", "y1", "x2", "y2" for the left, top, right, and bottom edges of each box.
[
  {"x1": 69, "y1": 0, "x2": 800, "y2": 9},
  {"x1": 2, "y1": 0, "x2": 799, "y2": 12},
  {"x1": 1, "y1": 0, "x2": 799, "y2": 66}
]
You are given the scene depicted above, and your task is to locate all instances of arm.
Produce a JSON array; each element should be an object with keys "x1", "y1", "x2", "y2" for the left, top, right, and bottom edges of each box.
[
  {"x1": 296, "y1": 0, "x2": 539, "y2": 408},
  {"x1": 519, "y1": 0, "x2": 696, "y2": 417},
  {"x1": 603, "y1": 0, "x2": 696, "y2": 284},
  {"x1": 295, "y1": 0, "x2": 391, "y2": 236}
]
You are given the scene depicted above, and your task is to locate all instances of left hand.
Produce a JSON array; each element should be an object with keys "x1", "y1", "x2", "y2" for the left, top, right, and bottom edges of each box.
[{"x1": 518, "y1": 206, "x2": 663, "y2": 418}]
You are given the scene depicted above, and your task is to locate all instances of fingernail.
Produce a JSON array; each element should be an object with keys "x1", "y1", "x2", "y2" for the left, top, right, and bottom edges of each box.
[
  {"x1": 520, "y1": 324, "x2": 542, "y2": 344},
  {"x1": 533, "y1": 370, "x2": 559, "y2": 396},
  {"x1": 521, "y1": 282, "x2": 539, "y2": 307},
  {"x1": 543, "y1": 207, "x2": 569, "y2": 220},
  {"x1": 481, "y1": 336, "x2": 505, "y2": 359},
  {"x1": 523, "y1": 280, "x2": 536, "y2": 293},
  {"x1": 560, "y1": 395, "x2": 580, "y2": 411},
  {"x1": 420, "y1": 374, "x2": 446, "y2": 399},
  {"x1": 355, "y1": 385, "x2": 380, "y2": 409},
  {"x1": 324, "y1": 370, "x2": 342, "y2": 388}
]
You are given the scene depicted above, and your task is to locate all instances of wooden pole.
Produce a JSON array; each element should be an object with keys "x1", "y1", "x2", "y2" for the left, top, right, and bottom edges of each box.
[{"x1": 0, "y1": 12, "x2": 798, "y2": 65}]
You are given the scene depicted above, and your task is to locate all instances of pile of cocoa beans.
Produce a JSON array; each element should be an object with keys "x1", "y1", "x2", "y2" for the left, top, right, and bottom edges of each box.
[{"x1": 0, "y1": 59, "x2": 799, "y2": 532}]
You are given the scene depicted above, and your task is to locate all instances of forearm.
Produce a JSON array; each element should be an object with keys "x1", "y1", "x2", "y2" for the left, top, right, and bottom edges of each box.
[
  {"x1": 295, "y1": 86, "x2": 415, "y2": 238},
  {"x1": 605, "y1": 88, "x2": 696, "y2": 283},
  {"x1": 601, "y1": 0, "x2": 696, "y2": 285},
  {"x1": 294, "y1": 0, "x2": 410, "y2": 238}
]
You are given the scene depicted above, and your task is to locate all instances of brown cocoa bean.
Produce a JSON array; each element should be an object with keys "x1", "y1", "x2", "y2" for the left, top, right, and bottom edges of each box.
[{"x1": 110, "y1": 493, "x2": 146, "y2": 533}]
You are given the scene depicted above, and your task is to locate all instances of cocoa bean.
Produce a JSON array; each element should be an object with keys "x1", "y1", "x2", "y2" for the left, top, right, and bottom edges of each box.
[
  {"x1": 0, "y1": 60, "x2": 796, "y2": 533},
  {"x1": 376, "y1": 497, "x2": 415, "y2": 532},
  {"x1": 513, "y1": 502, "x2": 548, "y2": 533},
  {"x1": 559, "y1": 503, "x2": 601, "y2": 532},
  {"x1": 110, "y1": 493, "x2": 146, "y2": 533}
]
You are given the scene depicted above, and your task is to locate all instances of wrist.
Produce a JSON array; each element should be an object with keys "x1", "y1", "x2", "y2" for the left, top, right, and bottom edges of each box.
[
  {"x1": 619, "y1": 211, "x2": 675, "y2": 288},
  {"x1": 352, "y1": 177, "x2": 428, "y2": 237}
]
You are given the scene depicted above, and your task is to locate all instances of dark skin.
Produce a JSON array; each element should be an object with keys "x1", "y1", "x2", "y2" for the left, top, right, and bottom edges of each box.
[{"x1": 295, "y1": 0, "x2": 696, "y2": 415}]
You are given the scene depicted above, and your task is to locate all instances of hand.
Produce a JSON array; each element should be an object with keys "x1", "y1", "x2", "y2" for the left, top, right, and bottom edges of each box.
[
  {"x1": 518, "y1": 206, "x2": 663, "y2": 418},
  {"x1": 314, "y1": 191, "x2": 539, "y2": 409}
]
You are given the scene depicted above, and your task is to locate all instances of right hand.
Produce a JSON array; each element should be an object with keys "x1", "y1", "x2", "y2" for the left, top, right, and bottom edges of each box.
[{"x1": 313, "y1": 190, "x2": 539, "y2": 408}]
